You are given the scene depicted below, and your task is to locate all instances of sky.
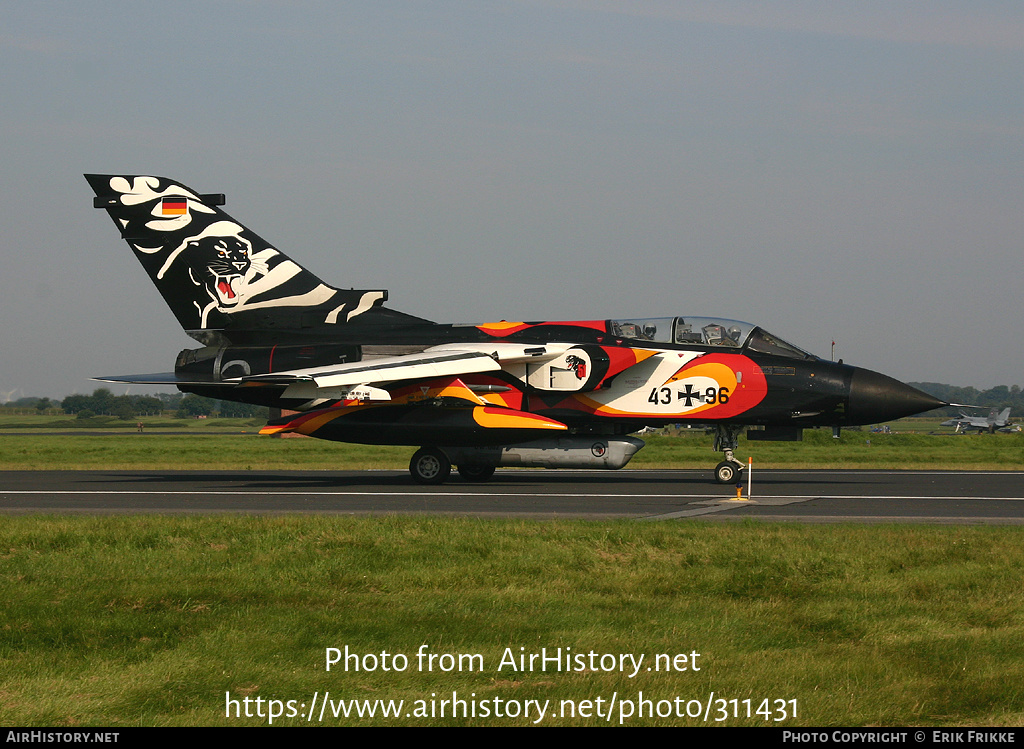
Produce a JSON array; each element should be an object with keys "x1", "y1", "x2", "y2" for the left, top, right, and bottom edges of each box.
[{"x1": 1, "y1": 1, "x2": 1022, "y2": 400}]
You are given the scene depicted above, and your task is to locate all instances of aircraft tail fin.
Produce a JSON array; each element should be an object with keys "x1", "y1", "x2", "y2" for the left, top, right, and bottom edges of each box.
[{"x1": 86, "y1": 174, "x2": 391, "y2": 339}]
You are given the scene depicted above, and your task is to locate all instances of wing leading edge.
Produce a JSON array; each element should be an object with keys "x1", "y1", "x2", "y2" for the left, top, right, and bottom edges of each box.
[{"x1": 95, "y1": 342, "x2": 578, "y2": 406}]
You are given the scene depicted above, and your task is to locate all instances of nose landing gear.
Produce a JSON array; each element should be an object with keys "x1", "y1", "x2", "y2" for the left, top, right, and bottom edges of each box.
[{"x1": 713, "y1": 425, "x2": 745, "y2": 484}]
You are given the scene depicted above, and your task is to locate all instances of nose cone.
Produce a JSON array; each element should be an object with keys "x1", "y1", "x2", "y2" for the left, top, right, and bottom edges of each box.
[{"x1": 848, "y1": 368, "x2": 945, "y2": 424}]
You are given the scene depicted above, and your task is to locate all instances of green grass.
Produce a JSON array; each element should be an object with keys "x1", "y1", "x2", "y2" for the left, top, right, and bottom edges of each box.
[
  {"x1": 1, "y1": 429, "x2": 1020, "y2": 471},
  {"x1": 0, "y1": 414, "x2": 265, "y2": 431},
  {"x1": 2, "y1": 516, "x2": 1023, "y2": 726},
  {"x1": 2, "y1": 417, "x2": 1020, "y2": 726},
  {"x1": 0, "y1": 433, "x2": 413, "y2": 470},
  {"x1": 2, "y1": 413, "x2": 1020, "y2": 472},
  {"x1": 638, "y1": 430, "x2": 1024, "y2": 471}
]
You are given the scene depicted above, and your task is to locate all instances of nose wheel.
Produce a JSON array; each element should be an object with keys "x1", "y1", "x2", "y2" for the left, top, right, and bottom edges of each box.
[
  {"x1": 714, "y1": 460, "x2": 742, "y2": 484},
  {"x1": 713, "y1": 425, "x2": 746, "y2": 484}
]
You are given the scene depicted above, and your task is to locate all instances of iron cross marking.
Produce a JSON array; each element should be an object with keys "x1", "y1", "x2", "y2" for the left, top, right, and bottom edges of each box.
[{"x1": 678, "y1": 383, "x2": 700, "y2": 407}]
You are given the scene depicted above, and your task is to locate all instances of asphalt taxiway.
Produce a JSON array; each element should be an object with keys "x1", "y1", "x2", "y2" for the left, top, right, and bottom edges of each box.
[{"x1": 2, "y1": 470, "x2": 1023, "y2": 523}]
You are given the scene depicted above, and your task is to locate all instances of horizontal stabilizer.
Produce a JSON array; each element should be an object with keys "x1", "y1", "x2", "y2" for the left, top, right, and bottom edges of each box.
[
  {"x1": 94, "y1": 372, "x2": 219, "y2": 386},
  {"x1": 97, "y1": 346, "x2": 514, "y2": 393}
]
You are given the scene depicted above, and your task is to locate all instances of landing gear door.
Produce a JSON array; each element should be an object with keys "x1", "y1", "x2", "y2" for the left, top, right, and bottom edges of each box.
[{"x1": 526, "y1": 348, "x2": 593, "y2": 391}]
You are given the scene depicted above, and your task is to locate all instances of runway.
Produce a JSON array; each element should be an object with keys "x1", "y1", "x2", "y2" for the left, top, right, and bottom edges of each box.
[{"x1": 2, "y1": 469, "x2": 1024, "y2": 523}]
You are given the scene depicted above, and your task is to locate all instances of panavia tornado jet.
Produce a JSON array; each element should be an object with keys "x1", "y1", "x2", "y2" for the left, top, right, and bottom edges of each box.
[
  {"x1": 86, "y1": 174, "x2": 946, "y2": 484},
  {"x1": 941, "y1": 408, "x2": 1017, "y2": 434}
]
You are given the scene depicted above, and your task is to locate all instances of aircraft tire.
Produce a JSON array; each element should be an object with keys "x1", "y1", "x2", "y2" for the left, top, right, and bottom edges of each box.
[
  {"x1": 410, "y1": 447, "x2": 451, "y2": 485},
  {"x1": 458, "y1": 465, "x2": 496, "y2": 482},
  {"x1": 714, "y1": 461, "x2": 740, "y2": 484}
]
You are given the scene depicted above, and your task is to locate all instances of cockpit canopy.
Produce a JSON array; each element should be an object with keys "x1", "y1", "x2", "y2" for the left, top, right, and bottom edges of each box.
[{"x1": 607, "y1": 317, "x2": 816, "y2": 360}]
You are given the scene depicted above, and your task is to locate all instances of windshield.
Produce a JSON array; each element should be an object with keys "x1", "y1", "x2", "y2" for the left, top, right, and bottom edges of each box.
[{"x1": 745, "y1": 328, "x2": 816, "y2": 359}]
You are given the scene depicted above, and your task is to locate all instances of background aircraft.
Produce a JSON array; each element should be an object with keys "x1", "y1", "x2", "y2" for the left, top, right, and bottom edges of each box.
[
  {"x1": 941, "y1": 408, "x2": 1017, "y2": 433},
  {"x1": 87, "y1": 174, "x2": 946, "y2": 484}
]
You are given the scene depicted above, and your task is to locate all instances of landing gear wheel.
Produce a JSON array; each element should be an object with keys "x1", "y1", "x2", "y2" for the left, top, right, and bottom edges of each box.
[
  {"x1": 409, "y1": 447, "x2": 451, "y2": 485},
  {"x1": 458, "y1": 465, "x2": 496, "y2": 482},
  {"x1": 713, "y1": 425, "x2": 746, "y2": 485},
  {"x1": 714, "y1": 461, "x2": 740, "y2": 484}
]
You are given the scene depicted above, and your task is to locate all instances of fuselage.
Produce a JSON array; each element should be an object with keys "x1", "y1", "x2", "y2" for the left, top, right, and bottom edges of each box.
[{"x1": 177, "y1": 314, "x2": 942, "y2": 441}]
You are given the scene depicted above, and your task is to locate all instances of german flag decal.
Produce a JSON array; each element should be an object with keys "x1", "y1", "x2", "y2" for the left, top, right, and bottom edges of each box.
[{"x1": 161, "y1": 197, "x2": 188, "y2": 216}]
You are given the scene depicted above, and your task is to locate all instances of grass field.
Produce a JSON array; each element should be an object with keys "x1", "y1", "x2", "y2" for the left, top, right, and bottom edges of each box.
[
  {"x1": 3, "y1": 516, "x2": 1023, "y2": 727},
  {"x1": 2, "y1": 415, "x2": 1022, "y2": 727},
  {"x1": 1, "y1": 421, "x2": 1021, "y2": 471},
  {"x1": 0, "y1": 413, "x2": 266, "y2": 431}
]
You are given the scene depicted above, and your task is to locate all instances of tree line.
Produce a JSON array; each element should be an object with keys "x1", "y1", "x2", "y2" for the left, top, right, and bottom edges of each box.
[
  {"x1": 910, "y1": 383, "x2": 1024, "y2": 417},
  {"x1": 5, "y1": 389, "x2": 266, "y2": 420}
]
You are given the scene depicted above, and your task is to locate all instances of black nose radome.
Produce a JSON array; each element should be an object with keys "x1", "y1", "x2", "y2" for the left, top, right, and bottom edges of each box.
[{"x1": 848, "y1": 368, "x2": 945, "y2": 425}]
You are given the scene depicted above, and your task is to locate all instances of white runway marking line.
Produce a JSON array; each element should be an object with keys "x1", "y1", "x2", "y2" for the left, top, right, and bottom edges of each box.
[{"x1": 3, "y1": 491, "x2": 1024, "y2": 500}]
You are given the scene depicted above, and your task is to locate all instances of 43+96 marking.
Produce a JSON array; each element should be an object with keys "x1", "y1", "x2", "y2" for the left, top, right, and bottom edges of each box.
[{"x1": 648, "y1": 386, "x2": 729, "y2": 407}]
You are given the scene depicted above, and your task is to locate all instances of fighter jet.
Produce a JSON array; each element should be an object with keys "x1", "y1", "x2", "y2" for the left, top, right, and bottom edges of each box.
[
  {"x1": 940, "y1": 408, "x2": 1016, "y2": 434},
  {"x1": 86, "y1": 174, "x2": 946, "y2": 484}
]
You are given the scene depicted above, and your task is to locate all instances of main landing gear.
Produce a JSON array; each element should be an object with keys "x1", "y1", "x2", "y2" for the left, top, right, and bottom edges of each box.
[
  {"x1": 408, "y1": 428, "x2": 749, "y2": 485},
  {"x1": 408, "y1": 447, "x2": 495, "y2": 485},
  {"x1": 713, "y1": 425, "x2": 746, "y2": 484},
  {"x1": 409, "y1": 447, "x2": 450, "y2": 485},
  {"x1": 457, "y1": 464, "x2": 496, "y2": 482}
]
